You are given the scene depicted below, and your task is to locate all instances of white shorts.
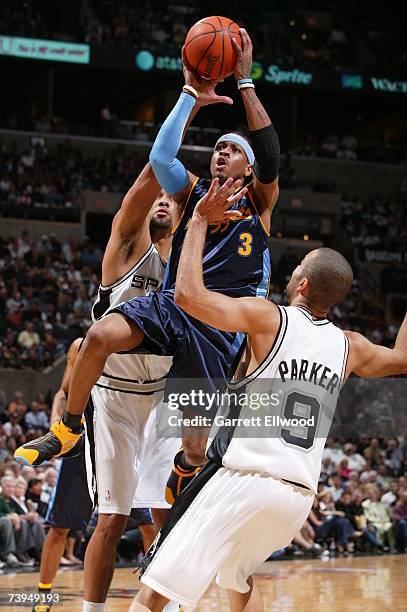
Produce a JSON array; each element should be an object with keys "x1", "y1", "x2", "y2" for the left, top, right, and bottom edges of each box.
[
  {"x1": 142, "y1": 466, "x2": 314, "y2": 607},
  {"x1": 91, "y1": 384, "x2": 180, "y2": 515}
]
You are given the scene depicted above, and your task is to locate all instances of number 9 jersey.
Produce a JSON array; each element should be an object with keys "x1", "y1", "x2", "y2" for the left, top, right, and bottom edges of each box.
[
  {"x1": 163, "y1": 178, "x2": 271, "y2": 299},
  {"x1": 208, "y1": 305, "x2": 350, "y2": 493}
]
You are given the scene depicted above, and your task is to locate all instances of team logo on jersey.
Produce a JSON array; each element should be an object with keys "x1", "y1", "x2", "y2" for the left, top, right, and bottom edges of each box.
[
  {"x1": 209, "y1": 203, "x2": 253, "y2": 235},
  {"x1": 130, "y1": 274, "x2": 161, "y2": 292}
]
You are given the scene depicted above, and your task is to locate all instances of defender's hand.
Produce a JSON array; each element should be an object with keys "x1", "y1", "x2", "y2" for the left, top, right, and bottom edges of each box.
[
  {"x1": 232, "y1": 28, "x2": 253, "y2": 80},
  {"x1": 194, "y1": 178, "x2": 246, "y2": 224}
]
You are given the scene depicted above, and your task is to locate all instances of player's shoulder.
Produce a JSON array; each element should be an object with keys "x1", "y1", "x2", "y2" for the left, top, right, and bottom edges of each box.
[{"x1": 344, "y1": 330, "x2": 364, "y2": 347}]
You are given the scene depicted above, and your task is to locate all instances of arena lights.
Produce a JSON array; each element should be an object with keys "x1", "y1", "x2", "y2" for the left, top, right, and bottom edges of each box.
[{"x1": 0, "y1": 35, "x2": 90, "y2": 64}]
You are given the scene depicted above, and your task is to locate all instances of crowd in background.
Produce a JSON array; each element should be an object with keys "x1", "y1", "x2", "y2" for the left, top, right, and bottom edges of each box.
[
  {"x1": 294, "y1": 130, "x2": 407, "y2": 166},
  {"x1": 0, "y1": 142, "x2": 149, "y2": 215},
  {"x1": 1, "y1": 0, "x2": 403, "y2": 76},
  {"x1": 0, "y1": 231, "x2": 101, "y2": 370},
  {"x1": 340, "y1": 193, "x2": 407, "y2": 252}
]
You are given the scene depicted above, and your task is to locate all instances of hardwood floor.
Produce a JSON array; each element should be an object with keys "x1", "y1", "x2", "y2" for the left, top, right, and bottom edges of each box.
[{"x1": 1, "y1": 555, "x2": 406, "y2": 611}]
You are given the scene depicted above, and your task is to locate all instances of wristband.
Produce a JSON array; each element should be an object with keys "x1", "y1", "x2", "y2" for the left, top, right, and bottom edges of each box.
[
  {"x1": 237, "y1": 78, "x2": 254, "y2": 90},
  {"x1": 238, "y1": 83, "x2": 255, "y2": 90},
  {"x1": 183, "y1": 85, "x2": 199, "y2": 100}
]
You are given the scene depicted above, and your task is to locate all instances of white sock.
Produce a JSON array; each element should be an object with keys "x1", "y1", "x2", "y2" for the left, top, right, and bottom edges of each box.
[
  {"x1": 83, "y1": 602, "x2": 105, "y2": 611},
  {"x1": 163, "y1": 603, "x2": 180, "y2": 611}
]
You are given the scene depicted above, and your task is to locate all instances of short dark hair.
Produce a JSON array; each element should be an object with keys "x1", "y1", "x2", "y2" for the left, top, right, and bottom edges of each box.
[
  {"x1": 28, "y1": 478, "x2": 41, "y2": 489},
  {"x1": 302, "y1": 248, "x2": 353, "y2": 311}
]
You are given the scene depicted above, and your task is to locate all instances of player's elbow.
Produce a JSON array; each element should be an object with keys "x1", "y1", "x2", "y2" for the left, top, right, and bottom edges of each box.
[
  {"x1": 174, "y1": 286, "x2": 193, "y2": 311},
  {"x1": 149, "y1": 146, "x2": 166, "y2": 171}
]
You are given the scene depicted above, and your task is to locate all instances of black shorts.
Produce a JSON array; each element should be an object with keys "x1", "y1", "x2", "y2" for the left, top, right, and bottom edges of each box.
[{"x1": 44, "y1": 450, "x2": 93, "y2": 531}]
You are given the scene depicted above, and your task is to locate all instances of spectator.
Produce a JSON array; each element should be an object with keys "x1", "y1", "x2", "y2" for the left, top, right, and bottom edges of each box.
[
  {"x1": 26, "y1": 478, "x2": 49, "y2": 518},
  {"x1": 323, "y1": 437, "x2": 346, "y2": 468},
  {"x1": 24, "y1": 401, "x2": 50, "y2": 432},
  {"x1": 327, "y1": 474, "x2": 344, "y2": 502},
  {"x1": 343, "y1": 443, "x2": 367, "y2": 472},
  {"x1": 382, "y1": 480, "x2": 399, "y2": 507},
  {"x1": 339, "y1": 458, "x2": 351, "y2": 481},
  {"x1": 392, "y1": 490, "x2": 407, "y2": 551},
  {"x1": 385, "y1": 438, "x2": 404, "y2": 475},
  {"x1": 0, "y1": 502, "x2": 21, "y2": 567},
  {"x1": 335, "y1": 491, "x2": 380, "y2": 552},
  {"x1": 0, "y1": 475, "x2": 42, "y2": 565},
  {"x1": 0, "y1": 436, "x2": 10, "y2": 462},
  {"x1": 7, "y1": 391, "x2": 28, "y2": 420},
  {"x1": 21, "y1": 466, "x2": 36, "y2": 483},
  {"x1": 362, "y1": 485, "x2": 396, "y2": 550},
  {"x1": 41, "y1": 467, "x2": 57, "y2": 506},
  {"x1": 2, "y1": 412, "x2": 23, "y2": 440},
  {"x1": 315, "y1": 490, "x2": 356, "y2": 554},
  {"x1": 17, "y1": 321, "x2": 40, "y2": 350}
]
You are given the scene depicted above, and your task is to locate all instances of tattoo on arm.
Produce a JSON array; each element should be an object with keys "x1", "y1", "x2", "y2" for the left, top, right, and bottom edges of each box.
[
  {"x1": 248, "y1": 91, "x2": 269, "y2": 119},
  {"x1": 58, "y1": 395, "x2": 67, "y2": 415}
]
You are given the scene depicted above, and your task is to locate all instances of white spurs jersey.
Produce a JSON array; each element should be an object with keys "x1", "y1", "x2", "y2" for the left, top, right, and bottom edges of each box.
[
  {"x1": 210, "y1": 306, "x2": 349, "y2": 493},
  {"x1": 91, "y1": 244, "x2": 172, "y2": 392}
]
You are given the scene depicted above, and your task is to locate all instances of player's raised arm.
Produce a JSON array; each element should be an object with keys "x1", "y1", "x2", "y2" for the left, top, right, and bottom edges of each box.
[
  {"x1": 346, "y1": 314, "x2": 407, "y2": 378},
  {"x1": 232, "y1": 29, "x2": 280, "y2": 214},
  {"x1": 174, "y1": 178, "x2": 277, "y2": 334},
  {"x1": 149, "y1": 62, "x2": 232, "y2": 204},
  {"x1": 104, "y1": 86, "x2": 232, "y2": 285}
]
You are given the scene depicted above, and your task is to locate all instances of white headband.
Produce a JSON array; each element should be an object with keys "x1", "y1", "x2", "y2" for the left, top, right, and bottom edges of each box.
[{"x1": 215, "y1": 133, "x2": 255, "y2": 166}]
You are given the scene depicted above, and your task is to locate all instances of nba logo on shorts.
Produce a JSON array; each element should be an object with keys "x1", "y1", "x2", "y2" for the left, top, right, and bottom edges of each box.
[{"x1": 105, "y1": 490, "x2": 111, "y2": 502}]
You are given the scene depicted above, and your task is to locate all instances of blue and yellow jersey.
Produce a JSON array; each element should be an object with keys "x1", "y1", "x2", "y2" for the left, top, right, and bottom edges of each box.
[{"x1": 163, "y1": 177, "x2": 271, "y2": 299}]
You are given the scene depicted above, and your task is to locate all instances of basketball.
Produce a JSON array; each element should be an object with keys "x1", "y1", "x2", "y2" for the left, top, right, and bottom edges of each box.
[{"x1": 183, "y1": 16, "x2": 242, "y2": 80}]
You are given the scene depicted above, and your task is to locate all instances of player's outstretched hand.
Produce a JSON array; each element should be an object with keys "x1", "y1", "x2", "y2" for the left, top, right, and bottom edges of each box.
[
  {"x1": 182, "y1": 47, "x2": 232, "y2": 107},
  {"x1": 232, "y1": 28, "x2": 253, "y2": 80},
  {"x1": 197, "y1": 85, "x2": 233, "y2": 107},
  {"x1": 194, "y1": 177, "x2": 246, "y2": 224}
]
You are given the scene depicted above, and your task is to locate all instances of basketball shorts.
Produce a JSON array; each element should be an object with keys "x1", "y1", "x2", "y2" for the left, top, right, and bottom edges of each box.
[
  {"x1": 91, "y1": 383, "x2": 180, "y2": 515},
  {"x1": 45, "y1": 451, "x2": 93, "y2": 531},
  {"x1": 140, "y1": 464, "x2": 314, "y2": 608},
  {"x1": 45, "y1": 401, "x2": 96, "y2": 530},
  {"x1": 113, "y1": 290, "x2": 242, "y2": 413}
]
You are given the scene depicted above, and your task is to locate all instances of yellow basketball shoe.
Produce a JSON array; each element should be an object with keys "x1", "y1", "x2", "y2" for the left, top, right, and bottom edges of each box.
[{"x1": 14, "y1": 419, "x2": 83, "y2": 466}]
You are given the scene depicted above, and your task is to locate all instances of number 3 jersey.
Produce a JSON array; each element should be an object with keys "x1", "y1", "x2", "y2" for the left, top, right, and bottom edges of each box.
[
  {"x1": 91, "y1": 243, "x2": 172, "y2": 388},
  {"x1": 208, "y1": 305, "x2": 349, "y2": 493},
  {"x1": 163, "y1": 178, "x2": 271, "y2": 299}
]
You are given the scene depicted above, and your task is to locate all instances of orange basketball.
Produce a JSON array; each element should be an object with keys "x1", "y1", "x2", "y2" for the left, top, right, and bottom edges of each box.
[{"x1": 183, "y1": 16, "x2": 242, "y2": 80}]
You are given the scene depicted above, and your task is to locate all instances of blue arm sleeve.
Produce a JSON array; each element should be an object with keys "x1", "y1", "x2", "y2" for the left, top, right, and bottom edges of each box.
[{"x1": 149, "y1": 92, "x2": 196, "y2": 196}]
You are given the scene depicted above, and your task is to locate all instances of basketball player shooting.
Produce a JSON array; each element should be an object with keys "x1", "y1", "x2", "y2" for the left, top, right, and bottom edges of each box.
[
  {"x1": 130, "y1": 176, "x2": 407, "y2": 612},
  {"x1": 15, "y1": 25, "x2": 281, "y2": 506}
]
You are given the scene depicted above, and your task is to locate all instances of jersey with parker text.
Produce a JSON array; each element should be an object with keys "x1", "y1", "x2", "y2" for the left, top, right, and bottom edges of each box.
[{"x1": 208, "y1": 305, "x2": 349, "y2": 492}]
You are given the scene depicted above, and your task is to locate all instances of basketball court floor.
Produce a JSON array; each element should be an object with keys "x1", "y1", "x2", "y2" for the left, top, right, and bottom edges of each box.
[{"x1": 1, "y1": 555, "x2": 406, "y2": 611}]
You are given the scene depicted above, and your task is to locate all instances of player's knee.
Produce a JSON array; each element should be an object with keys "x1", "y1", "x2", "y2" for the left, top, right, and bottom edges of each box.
[
  {"x1": 84, "y1": 321, "x2": 113, "y2": 355},
  {"x1": 48, "y1": 526, "x2": 69, "y2": 543},
  {"x1": 96, "y1": 514, "x2": 128, "y2": 544}
]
